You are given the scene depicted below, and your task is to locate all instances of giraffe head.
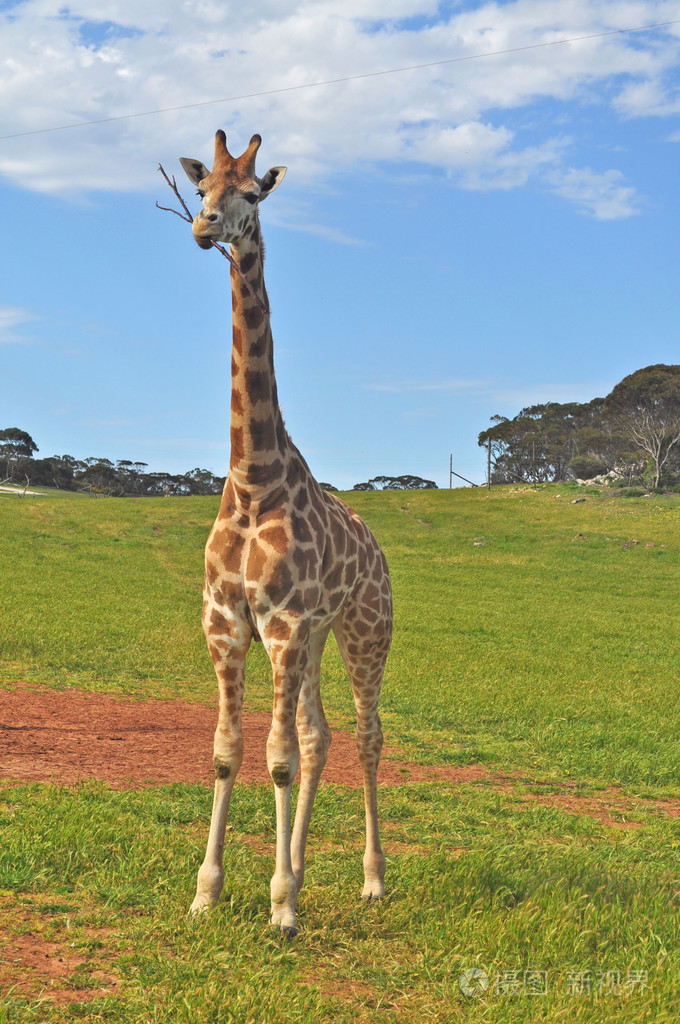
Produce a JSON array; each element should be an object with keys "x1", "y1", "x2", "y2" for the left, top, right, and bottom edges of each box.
[{"x1": 180, "y1": 130, "x2": 286, "y2": 249}]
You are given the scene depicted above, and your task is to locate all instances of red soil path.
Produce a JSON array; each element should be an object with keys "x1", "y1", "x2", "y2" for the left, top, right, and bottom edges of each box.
[
  {"x1": 0, "y1": 684, "x2": 486, "y2": 789},
  {"x1": 3, "y1": 685, "x2": 679, "y2": 828}
]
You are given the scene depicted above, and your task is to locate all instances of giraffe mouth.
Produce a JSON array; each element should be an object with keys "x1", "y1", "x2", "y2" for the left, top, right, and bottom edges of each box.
[{"x1": 194, "y1": 234, "x2": 215, "y2": 250}]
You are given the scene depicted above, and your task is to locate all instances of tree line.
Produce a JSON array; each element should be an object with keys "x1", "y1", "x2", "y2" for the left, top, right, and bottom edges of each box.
[
  {"x1": 13, "y1": 362, "x2": 672, "y2": 497},
  {"x1": 352, "y1": 475, "x2": 437, "y2": 491},
  {"x1": 0, "y1": 430, "x2": 439, "y2": 497},
  {"x1": 0, "y1": 429, "x2": 226, "y2": 496},
  {"x1": 478, "y1": 365, "x2": 680, "y2": 490}
]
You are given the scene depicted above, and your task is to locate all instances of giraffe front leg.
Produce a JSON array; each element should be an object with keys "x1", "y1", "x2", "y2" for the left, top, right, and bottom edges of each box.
[
  {"x1": 267, "y1": 714, "x2": 300, "y2": 934},
  {"x1": 265, "y1": 628, "x2": 308, "y2": 936},
  {"x1": 190, "y1": 617, "x2": 249, "y2": 916},
  {"x1": 270, "y1": 780, "x2": 298, "y2": 936},
  {"x1": 190, "y1": 767, "x2": 237, "y2": 914}
]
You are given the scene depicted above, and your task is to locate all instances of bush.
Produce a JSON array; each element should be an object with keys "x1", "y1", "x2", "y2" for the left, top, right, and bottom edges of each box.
[
  {"x1": 568, "y1": 455, "x2": 607, "y2": 480},
  {"x1": 615, "y1": 487, "x2": 646, "y2": 498}
]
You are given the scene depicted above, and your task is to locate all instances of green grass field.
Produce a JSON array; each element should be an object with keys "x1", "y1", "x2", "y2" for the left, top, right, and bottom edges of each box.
[{"x1": 1, "y1": 484, "x2": 679, "y2": 1021}]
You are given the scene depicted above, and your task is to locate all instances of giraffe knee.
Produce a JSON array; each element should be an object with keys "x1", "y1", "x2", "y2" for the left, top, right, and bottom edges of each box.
[
  {"x1": 299, "y1": 725, "x2": 331, "y2": 772},
  {"x1": 355, "y1": 720, "x2": 383, "y2": 770},
  {"x1": 267, "y1": 739, "x2": 299, "y2": 787},
  {"x1": 269, "y1": 760, "x2": 298, "y2": 787},
  {"x1": 213, "y1": 735, "x2": 243, "y2": 780},
  {"x1": 267, "y1": 725, "x2": 300, "y2": 786},
  {"x1": 214, "y1": 758, "x2": 233, "y2": 780}
]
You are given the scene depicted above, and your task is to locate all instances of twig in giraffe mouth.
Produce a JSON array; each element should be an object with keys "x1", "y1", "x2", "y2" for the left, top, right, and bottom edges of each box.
[{"x1": 156, "y1": 163, "x2": 269, "y2": 315}]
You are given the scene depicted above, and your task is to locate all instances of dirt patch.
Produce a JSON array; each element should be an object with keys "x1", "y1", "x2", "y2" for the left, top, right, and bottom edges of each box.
[
  {"x1": 509, "y1": 789, "x2": 643, "y2": 829},
  {"x1": 298, "y1": 966, "x2": 383, "y2": 1008},
  {"x1": 2, "y1": 686, "x2": 679, "y2": 827},
  {"x1": 493, "y1": 776, "x2": 680, "y2": 828},
  {"x1": 0, "y1": 894, "x2": 118, "y2": 1005},
  {"x1": 0, "y1": 685, "x2": 486, "y2": 790},
  {"x1": 560, "y1": 786, "x2": 680, "y2": 824}
]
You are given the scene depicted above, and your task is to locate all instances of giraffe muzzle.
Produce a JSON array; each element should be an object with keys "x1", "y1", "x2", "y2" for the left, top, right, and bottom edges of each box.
[{"x1": 192, "y1": 213, "x2": 220, "y2": 250}]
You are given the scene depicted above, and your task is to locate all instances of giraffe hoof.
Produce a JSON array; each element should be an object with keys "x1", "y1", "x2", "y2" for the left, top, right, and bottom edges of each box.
[
  {"x1": 361, "y1": 881, "x2": 385, "y2": 901},
  {"x1": 188, "y1": 893, "x2": 218, "y2": 917},
  {"x1": 270, "y1": 907, "x2": 299, "y2": 937}
]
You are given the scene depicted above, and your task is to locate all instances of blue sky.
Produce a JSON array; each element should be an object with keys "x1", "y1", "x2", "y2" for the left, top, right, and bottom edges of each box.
[{"x1": 1, "y1": 1, "x2": 680, "y2": 488}]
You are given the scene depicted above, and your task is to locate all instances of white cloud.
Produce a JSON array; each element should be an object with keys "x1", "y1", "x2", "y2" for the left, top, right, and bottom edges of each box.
[
  {"x1": 266, "y1": 199, "x2": 370, "y2": 245},
  {"x1": 363, "y1": 377, "x2": 491, "y2": 392},
  {"x1": 548, "y1": 165, "x2": 642, "y2": 218},
  {"x1": 0, "y1": 306, "x2": 37, "y2": 344},
  {"x1": 411, "y1": 122, "x2": 570, "y2": 190},
  {"x1": 614, "y1": 78, "x2": 676, "y2": 117},
  {"x1": 364, "y1": 375, "x2": 617, "y2": 406},
  {"x1": 487, "y1": 379, "x2": 616, "y2": 409},
  {"x1": 0, "y1": 0, "x2": 678, "y2": 217}
]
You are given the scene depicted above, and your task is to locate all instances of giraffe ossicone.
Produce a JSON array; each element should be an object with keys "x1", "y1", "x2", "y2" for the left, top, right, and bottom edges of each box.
[{"x1": 178, "y1": 130, "x2": 393, "y2": 936}]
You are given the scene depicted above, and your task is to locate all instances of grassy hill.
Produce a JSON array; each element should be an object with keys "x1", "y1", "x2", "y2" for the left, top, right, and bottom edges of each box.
[
  {"x1": 3, "y1": 483, "x2": 680, "y2": 786},
  {"x1": 2, "y1": 484, "x2": 680, "y2": 1022}
]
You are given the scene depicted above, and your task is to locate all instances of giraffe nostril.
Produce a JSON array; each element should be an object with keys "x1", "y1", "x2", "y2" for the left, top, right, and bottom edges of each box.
[{"x1": 208, "y1": 214, "x2": 219, "y2": 223}]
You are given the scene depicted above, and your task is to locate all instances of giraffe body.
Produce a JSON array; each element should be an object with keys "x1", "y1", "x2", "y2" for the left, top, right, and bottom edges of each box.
[{"x1": 179, "y1": 131, "x2": 392, "y2": 934}]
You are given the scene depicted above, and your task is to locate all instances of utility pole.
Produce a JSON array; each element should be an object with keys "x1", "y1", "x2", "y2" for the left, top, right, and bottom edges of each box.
[
  {"x1": 487, "y1": 438, "x2": 491, "y2": 493},
  {"x1": 449, "y1": 453, "x2": 453, "y2": 489}
]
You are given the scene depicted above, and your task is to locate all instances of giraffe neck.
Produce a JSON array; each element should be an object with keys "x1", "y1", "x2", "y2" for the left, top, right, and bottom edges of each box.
[{"x1": 228, "y1": 221, "x2": 290, "y2": 499}]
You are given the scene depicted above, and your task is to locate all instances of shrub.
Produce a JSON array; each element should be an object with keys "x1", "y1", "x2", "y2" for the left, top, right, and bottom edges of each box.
[
  {"x1": 615, "y1": 487, "x2": 646, "y2": 498},
  {"x1": 568, "y1": 455, "x2": 607, "y2": 480}
]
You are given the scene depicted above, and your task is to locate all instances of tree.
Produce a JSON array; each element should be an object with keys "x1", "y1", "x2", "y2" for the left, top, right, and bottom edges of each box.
[
  {"x1": 182, "y1": 468, "x2": 226, "y2": 495},
  {"x1": 80, "y1": 458, "x2": 117, "y2": 495},
  {"x1": 478, "y1": 395, "x2": 651, "y2": 485},
  {"x1": 604, "y1": 365, "x2": 680, "y2": 488},
  {"x1": 478, "y1": 415, "x2": 535, "y2": 483},
  {"x1": 478, "y1": 402, "x2": 601, "y2": 484},
  {"x1": 353, "y1": 475, "x2": 437, "y2": 491},
  {"x1": 0, "y1": 428, "x2": 38, "y2": 480}
]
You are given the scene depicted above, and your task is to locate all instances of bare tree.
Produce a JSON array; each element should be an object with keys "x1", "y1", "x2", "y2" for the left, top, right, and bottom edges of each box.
[{"x1": 605, "y1": 365, "x2": 680, "y2": 488}]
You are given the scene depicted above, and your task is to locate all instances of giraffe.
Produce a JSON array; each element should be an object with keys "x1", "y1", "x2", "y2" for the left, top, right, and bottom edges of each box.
[{"x1": 179, "y1": 130, "x2": 393, "y2": 936}]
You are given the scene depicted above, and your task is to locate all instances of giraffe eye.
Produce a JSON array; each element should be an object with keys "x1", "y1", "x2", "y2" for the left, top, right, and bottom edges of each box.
[
  {"x1": 244, "y1": 194, "x2": 258, "y2": 205},
  {"x1": 196, "y1": 190, "x2": 204, "y2": 199}
]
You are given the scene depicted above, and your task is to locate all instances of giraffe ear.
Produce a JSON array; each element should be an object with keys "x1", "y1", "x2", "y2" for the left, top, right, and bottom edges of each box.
[
  {"x1": 258, "y1": 166, "x2": 287, "y2": 200},
  {"x1": 179, "y1": 158, "x2": 210, "y2": 186}
]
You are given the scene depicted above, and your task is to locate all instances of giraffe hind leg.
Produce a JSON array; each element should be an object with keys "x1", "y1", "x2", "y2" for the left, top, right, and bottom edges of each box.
[
  {"x1": 290, "y1": 627, "x2": 331, "y2": 893},
  {"x1": 333, "y1": 591, "x2": 392, "y2": 901}
]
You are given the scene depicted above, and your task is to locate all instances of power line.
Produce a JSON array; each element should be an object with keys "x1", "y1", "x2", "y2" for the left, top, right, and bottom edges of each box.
[{"x1": 1, "y1": 18, "x2": 678, "y2": 142}]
